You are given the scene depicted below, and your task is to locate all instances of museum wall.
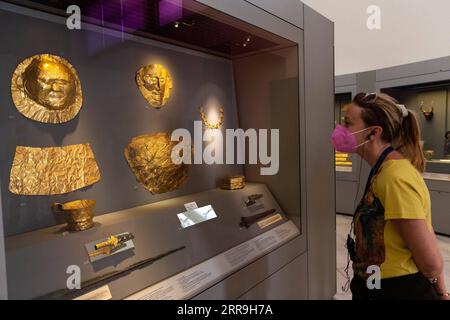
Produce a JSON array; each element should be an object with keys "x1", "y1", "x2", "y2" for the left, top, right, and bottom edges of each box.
[{"x1": 0, "y1": 8, "x2": 243, "y2": 236}]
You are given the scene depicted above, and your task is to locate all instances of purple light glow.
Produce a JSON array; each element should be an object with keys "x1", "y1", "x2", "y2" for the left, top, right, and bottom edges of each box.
[
  {"x1": 86, "y1": 0, "x2": 148, "y2": 54},
  {"x1": 86, "y1": 0, "x2": 147, "y2": 31},
  {"x1": 159, "y1": 0, "x2": 183, "y2": 26}
]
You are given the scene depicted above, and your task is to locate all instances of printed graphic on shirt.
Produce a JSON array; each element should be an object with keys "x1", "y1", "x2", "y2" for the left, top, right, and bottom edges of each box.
[{"x1": 353, "y1": 179, "x2": 386, "y2": 280}]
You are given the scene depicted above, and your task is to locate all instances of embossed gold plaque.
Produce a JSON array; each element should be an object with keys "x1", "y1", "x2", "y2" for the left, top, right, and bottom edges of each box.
[
  {"x1": 11, "y1": 54, "x2": 83, "y2": 124},
  {"x1": 124, "y1": 133, "x2": 189, "y2": 194},
  {"x1": 9, "y1": 143, "x2": 101, "y2": 195},
  {"x1": 136, "y1": 64, "x2": 173, "y2": 109}
]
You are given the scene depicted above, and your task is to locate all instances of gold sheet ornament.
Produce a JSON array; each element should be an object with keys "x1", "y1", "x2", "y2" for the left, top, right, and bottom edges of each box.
[
  {"x1": 136, "y1": 64, "x2": 173, "y2": 109},
  {"x1": 124, "y1": 133, "x2": 190, "y2": 194},
  {"x1": 11, "y1": 54, "x2": 83, "y2": 124},
  {"x1": 9, "y1": 143, "x2": 101, "y2": 195}
]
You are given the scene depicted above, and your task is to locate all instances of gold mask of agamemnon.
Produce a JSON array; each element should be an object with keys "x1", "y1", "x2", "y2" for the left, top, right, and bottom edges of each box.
[
  {"x1": 11, "y1": 54, "x2": 82, "y2": 124},
  {"x1": 9, "y1": 143, "x2": 101, "y2": 195},
  {"x1": 136, "y1": 64, "x2": 173, "y2": 109},
  {"x1": 124, "y1": 133, "x2": 190, "y2": 194}
]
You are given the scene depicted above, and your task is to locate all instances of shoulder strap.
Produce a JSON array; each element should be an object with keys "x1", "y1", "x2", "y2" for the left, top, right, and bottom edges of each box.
[{"x1": 361, "y1": 146, "x2": 394, "y2": 199}]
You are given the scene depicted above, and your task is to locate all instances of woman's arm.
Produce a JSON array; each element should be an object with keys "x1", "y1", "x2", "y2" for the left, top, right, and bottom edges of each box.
[
  {"x1": 391, "y1": 219, "x2": 444, "y2": 279},
  {"x1": 433, "y1": 272, "x2": 449, "y2": 300},
  {"x1": 430, "y1": 230, "x2": 450, "y2": 300}
]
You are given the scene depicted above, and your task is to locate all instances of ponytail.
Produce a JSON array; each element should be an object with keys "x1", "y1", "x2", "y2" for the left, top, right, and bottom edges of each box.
[
  {"x1": 354, "y1": 92, "x2": 426, "y2": 173},
  {"x1": 396, "y1": 110, "x2": 426, "y2": 172}
]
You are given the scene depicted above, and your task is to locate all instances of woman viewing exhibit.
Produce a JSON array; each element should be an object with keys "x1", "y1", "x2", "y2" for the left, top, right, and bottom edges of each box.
[{"x1": 332, "y1": 92, "x2": 449, "y2": 300}]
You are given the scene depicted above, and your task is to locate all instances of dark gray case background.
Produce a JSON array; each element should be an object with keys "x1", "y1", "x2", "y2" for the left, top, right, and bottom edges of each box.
[{"x1": 0, "y1": 8, "x2": 243, "y2": 236}]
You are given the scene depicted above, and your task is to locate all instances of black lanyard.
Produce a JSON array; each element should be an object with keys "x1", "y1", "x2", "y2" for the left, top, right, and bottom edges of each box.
[{"x1": 360, "y1": 145, "x2": 394, "y2": 201}]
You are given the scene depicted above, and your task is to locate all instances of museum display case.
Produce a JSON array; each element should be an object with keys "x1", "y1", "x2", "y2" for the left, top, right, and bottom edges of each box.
[
  {"x1": 0, "y1": 0, "x2": 335, "y2": 299},
  {"x1": 382, "y1": 82, "x2": 450, "y2": 175},
  {"x1": 381, "y1": 81, "x2": 450, "y2": 236},
  {"x1": 334, "y1": 93, "x2": 354, "y2": 173}
]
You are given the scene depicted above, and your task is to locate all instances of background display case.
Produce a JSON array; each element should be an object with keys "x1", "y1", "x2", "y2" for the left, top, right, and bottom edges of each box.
[
  {"x1": 334, "y1": 92, "x2": 353, "y2": 173},
  {"x1": 382, "y1": 83, "x2": 450, "y2": 170},
  {"x1": 334, "y1": 79, "x2": 362, "y2": 215},
  {"x1": 0, "y1": 0, "x2": 335, "y2": 299}
]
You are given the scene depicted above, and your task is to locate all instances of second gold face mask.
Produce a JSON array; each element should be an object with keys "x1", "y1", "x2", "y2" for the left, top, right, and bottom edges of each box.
[
  {"x1": 9, "y1": 143, "x2": 101, "y2": 195},
  {"x1": 11, "y1": 54, "x2": 83, "y2": 124},
  {"x1": 136, "y1": 64, "x2": 173, "y2": 109}
]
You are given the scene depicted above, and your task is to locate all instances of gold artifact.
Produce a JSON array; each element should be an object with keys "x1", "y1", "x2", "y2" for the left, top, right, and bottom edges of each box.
[
  {"x1": 220, "y1": 175, "x2": 245, "y2": 190},
  {"x1": 9, "y1": 143, "x2": 101, "y2": 195},
  {"x1": 95, "y1": 235, "x2": 121, "y2": 250},
  {"x1": 136, "y1": 64, "x2": 173, "y2": 109},
  {"x1": 199, "y1": 105, "x2": 224, "y2": 129},
  {"x1": 419, "y1": 100, "x2": 434, "y2": 121},
  {"x1": 52, "y1": 200, "x2": 96, "y2": 231},
  {"x1": 89, "y1": 233, "x2": 135, "y2": 258},
  {"x1": 240, "y1": 208, "x2": 277, "y2": 229},
  {"x1": 424, "y1": 150, "x2": 435, "y2": 161},
  {"x1": 124, "y1": 133, "x2": 190, "y2": 194},
  {"x1": 11, "y1": 54, "x2": 83, "y2": 124}
]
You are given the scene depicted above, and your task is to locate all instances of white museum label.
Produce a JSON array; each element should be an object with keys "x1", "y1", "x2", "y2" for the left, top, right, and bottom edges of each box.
[{"x1": 74, "y1": 285, "x2": 112, "y2": 300}]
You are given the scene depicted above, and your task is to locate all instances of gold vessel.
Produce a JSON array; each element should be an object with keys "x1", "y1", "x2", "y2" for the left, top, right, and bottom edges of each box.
[{"x1": 52, "y1": 200, "x2": 96, "y2": 231}]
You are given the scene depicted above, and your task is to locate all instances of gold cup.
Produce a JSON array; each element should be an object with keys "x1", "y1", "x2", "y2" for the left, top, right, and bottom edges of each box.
[{"x1": 52, "y1": 200, "x2": 96, "y2": 231}]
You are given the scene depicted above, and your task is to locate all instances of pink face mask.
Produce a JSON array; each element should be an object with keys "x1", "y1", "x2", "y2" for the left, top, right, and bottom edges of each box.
[{"x1": 331, "y1": 125, "x2": 373, "y2": 153}]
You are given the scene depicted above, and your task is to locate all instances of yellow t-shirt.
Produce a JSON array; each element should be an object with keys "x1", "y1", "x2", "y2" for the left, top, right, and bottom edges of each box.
[{"x1": 373, "y1": 159, "x2": 432, "y2": 279}]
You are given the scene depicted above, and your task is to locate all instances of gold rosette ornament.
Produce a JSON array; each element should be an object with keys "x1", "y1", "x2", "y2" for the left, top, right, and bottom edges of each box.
[
  {"x1": 9, "y1": 143, "x2": 101, "y2": 195},
  {"x1": 124, "y1": 133, "x2": 190, "y2": 194},
  {"x1": 11, "y1": 54, "x2": 83, "y2": 124},
  {"x1": 136, "y1": 64, "x2": 173, "y2": 109}
]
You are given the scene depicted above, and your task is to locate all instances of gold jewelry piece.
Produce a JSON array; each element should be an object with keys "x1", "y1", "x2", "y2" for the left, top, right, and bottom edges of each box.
[
  {"x1": 11, "y1": 54, "x2": 83, "y2": 124},
  {"x1": 199, "y1": 106, "x2": 224, "y2": 129},
  {"x1": 9, "y1": 143, "x2": 101, "y2": 195},
  {"x1": 124, "y1": 133, "x2": 190, "y2": 194},
  {"x1": 136, "y1": 64, "x2": 173, "y2": 109}
]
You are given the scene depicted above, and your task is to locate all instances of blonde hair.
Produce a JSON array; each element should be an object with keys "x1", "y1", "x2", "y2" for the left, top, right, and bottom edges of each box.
[{"x1": 353, "y1": 92, "x2": 425, "y2": 172}]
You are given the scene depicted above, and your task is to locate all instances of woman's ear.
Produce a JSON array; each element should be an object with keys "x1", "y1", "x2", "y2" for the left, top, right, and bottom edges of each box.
[
  {"x1": 368, "y1": 126, "x2": 382, "y2": 141},
  {"x1": 366, "y1": 129, "x2": 376, "y2": 141}
]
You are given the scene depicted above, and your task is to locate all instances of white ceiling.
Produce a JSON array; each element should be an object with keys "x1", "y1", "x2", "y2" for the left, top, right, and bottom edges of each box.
[{"x1": 301, "y1": 0, "x2": 450, "y2": 75}]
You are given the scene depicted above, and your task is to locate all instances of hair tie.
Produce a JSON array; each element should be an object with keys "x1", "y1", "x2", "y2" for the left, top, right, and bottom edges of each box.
[{"x1": 396, "y1": 104, "x2": 409, "y2": 118}]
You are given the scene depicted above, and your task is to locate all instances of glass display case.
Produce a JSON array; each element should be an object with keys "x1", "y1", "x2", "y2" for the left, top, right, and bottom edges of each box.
[
  {"x1": 382, "y1": 81, "x2": 450, "y2": 236},
  {"x1": 334, "y1": 93, "x2": 354, "y2": 173},
  {"x1": 0, "y1": 0, "x2": 307, "y2": 299},
  {"x1": 382, "y1": 81, "x2": 450, "y2": 175}
]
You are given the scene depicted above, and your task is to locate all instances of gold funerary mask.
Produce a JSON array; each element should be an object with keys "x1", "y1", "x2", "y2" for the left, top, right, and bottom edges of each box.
[
  {"x1": 9, "y1": 143, "x2": 101, "y2": 195},
  {"x1": 136, "y1": 64, "x2": 173, "y2": 109},
  {"x1": 11, "y1": 54, "x2": 83, "y2": 124},
  {"x1": 124, "y1": 133, "x2": 190, "y2": 194}
]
